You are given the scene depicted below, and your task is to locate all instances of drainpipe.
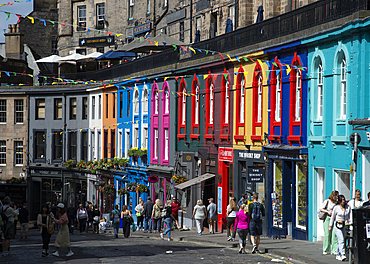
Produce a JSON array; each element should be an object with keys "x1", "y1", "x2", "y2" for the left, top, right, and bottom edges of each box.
[
  {"x1": 26, "y1": 95, "x2": 31, "y2": 213},
  {"x1": 189, "y1": 0, "x2": 193, "y2": 43},
  {"x1": 62, "y1": 93, "x2": 67, "y2": 204}
]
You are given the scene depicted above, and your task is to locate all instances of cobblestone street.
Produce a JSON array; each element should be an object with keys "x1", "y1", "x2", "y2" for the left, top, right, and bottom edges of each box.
[{"x1": 1, "y1": 229, "x2": 301, "y2": 264}]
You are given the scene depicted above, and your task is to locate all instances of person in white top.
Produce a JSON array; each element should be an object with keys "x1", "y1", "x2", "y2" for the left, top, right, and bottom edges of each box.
[
  {"x1": 226, "y1": 197, "x2": 238, "y2": 241},
  {"x1": 329, "y1": 195, "x2": 351, "y2": 262},
  {"x1": 319, "y1": 190, "x2": 338, "y2": 255},
  {"x1": 348, "y1": 189, "x2": 364, "y2": 209}
]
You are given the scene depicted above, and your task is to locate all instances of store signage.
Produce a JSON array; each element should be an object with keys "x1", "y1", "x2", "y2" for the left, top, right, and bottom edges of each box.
[
  {"x1": 218, "y1": 187, "x2": 222, "y2": 214},
  {"x1": 238, "y1": 152, "x2": 262, "y2": 159},
  {"x1": 218, "y1": 147, "x2": 233, "y2": 162},
  {"x1": 167, "y1": 9, "x2": 186, "y2": 24},
  {"x1": 182, "y1": 153, "x2": 194, "y2": 163},
  {"x1": 30, "y1": 169, "x2": 60, "y2": 175},
  {"x1": 133, "y1": 22, "x2": 152, "y2": 36},
  {"x1": 79, "y1": 36, "x2": 114, "y2": 47},
  {"x1": 196, "y1": 0, "x2": 210, "y2": 12},
  {"x1": 248, "y1": 167, "x2": 264, "y2": 182}
]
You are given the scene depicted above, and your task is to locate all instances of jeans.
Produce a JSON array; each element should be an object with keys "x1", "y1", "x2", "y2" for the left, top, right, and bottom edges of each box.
[
  {"x1": 144, "y1": 217, "x2": 152, "y2": 231},
  {"x1": 323, "y1": 215, "x2": 338, "y2": 254},
  {"x1": 137, "y1": 216, "x2": 144, "y2": 229},
  {"x1": 334, "y1": 224, "x2": 348, "y2": 256},
  {"x1": 163, "y1": 218, "x2": 171, "y2": 238},
  {"x1": 227, "y1": 217, "x2": 236, "y2": 238},
  {"x1": 113, "y1": 221, "x2": 120, "y2": 236},
  {"x1": 237, "y1": 228, "x2": 249, "y2": 247},
  {"x1": 41, "y1": 229, "x2": 51, "y2": 250},
  {"x1": 79, "y1": 218, "x2": 87, "y2": 233},
  {"x1": 153, "y1": 218, "x2": 162, "y2": 232},
  {"x1": 195, "y1": 219, "x2": 203, "y2": 234}
]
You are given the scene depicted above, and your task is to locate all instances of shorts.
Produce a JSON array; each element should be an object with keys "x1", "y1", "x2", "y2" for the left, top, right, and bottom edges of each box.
[
  {"x1": 4, "y1": 221, "x2": 15, "y2": 239},
  {"x1": 173, "y1": 214, "x2": 178, "y2": 221},
  {"x1": 250, "y1": 221, "x2": 262, "y2": 236},
  {"x1": 21, "y1": 223, "x2": 29, "y2": 231},
  {"x1": 207, "y1": 219, "x2": 215, "y2": 225}
]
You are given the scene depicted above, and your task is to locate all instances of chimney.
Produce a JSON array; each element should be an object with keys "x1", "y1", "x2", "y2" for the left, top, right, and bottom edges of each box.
[{"x1": 4, "y1": 24, "x2": 24, "y2": 60}]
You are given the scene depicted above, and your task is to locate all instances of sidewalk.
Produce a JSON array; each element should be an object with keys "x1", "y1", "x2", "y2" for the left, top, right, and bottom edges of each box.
[{"x1": 131, "y1": 228, "x2": 341, "y2": 264}]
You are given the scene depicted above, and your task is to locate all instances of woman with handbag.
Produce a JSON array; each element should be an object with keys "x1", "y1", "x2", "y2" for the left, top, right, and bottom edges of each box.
[
  {"x1": 121, "y1": 205, "x2": 132, "y2": 238},
  {"x1": 226, "y1": 197, "x2": 238, "y2": 241},
  {"x1": 329, "y1": 195, "x2": 351, "y2": 261},
  {"x1": 37, "y1": 205, "x2": 55, "y2": 257},
  {"x1": 135, "y1": 200, "x2": 144, "y2": 231},
  {"x1": 52, "y1": 203, "x2": 74, "y2": 257},
  {"x1": 192, "y1": 199, "x2": 207, "y2": 236},
  {"x1": 152, "y1": 199, "x2": 163, "y2": 233},
  {"x1": 160, "y1": 200, "x2": 176, "y2": 241},
  {"x1": 319, "y1": 190, "x2": 338, "y2": 255}
]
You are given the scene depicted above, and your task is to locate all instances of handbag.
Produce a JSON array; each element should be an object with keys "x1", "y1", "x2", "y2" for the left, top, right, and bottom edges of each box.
[
  {"x1": 48, "y1": 227, "x2": 54, "y2": 235},
  {"x1": 318, "y1": 199, "x2": 328, "y2": 220},
  {"x1": 93, "y1": 216, "x2": 99, "y2": 223},
  {"x1": 335, "y1": 221, "x2": 344, "y2": 229}
]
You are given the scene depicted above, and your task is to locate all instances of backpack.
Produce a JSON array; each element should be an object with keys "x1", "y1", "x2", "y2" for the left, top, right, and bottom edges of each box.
[
  {"x1": 251, "y1": 202, "x2": 261, "y2": 221},
  {"x1": 112, "y1": 210, "x2": 120, "y2": 223}
]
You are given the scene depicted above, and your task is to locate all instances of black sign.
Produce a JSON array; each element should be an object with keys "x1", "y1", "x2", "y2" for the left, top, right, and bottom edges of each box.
[
  {"x1": 248, "y1": 167, "x2": 264, "y2": 182},
  {"x1": 167, "y1": 9, "x2": 186, "y2": 24},
  {"x1": 79, "y1": 36, "x2": 114, "y2": 47},
  {"x1": 182, "y1": 153, "x2": 194, "y2": 163},
  {"x1": 198, "y1": 149, "x2": 208, "y2": 159}
]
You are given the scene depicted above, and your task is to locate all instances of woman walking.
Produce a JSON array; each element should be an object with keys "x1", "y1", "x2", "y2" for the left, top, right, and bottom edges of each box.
[
  {"x1": 160, "y1": 200, "x2": 176, "y2": 241},
  {"x1": 77, "y1": 204, "x2": 88, "y2": 235},
  {"x1": 121, "y1": 205, "x2": 132, "y2": 238},
  {"x1": 37, "y1": 205, "x2": 54, "y2": 257},
  {"x1": 111, "y1": 205, "x2": 121, "y2": 238},
  {"x1": 52, "y1": 203, "x2": 74, "y2": 257},
  {"x1": 226, "y1": 197, "x2": 238, "y2": 241},
  {"x1": 235, "y1": 204, "x2": 250, "y2": 254},
  {"x1": 329, "y1": 195, "x2": 351, "y2": 261},
  {"x1": 135, "y1": 200, "x2": 144, "y2": 231},
  {"x1": 319, "y1": 190, "x2": 339, "y2": 255},
  {"x1": 152, "y1": 199, "x2": 163, "y2": 233},
  {"x1": 92, "y1": 205, "x2": 100, "y2": 234},
  {"x1": 192, "y1": 199, "x2": 207, "y2": 235}
]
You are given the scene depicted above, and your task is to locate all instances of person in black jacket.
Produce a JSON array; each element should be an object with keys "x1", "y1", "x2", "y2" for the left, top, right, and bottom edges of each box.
[
  {"x1": 19, "y1": 203, "x2": 29, "y2": 240},
  {"x1": 92, "y1": 205, "x2": 100, "y2": 234},
  {"x1": 160, "y1": 200, "x2": 176, "y2": 241},
  {"x1": 86, "y1": 202, "x2": 94, "y2": 233},
  {"x1": 67, "y1": 203, "x2": 77, "y2": 235},
  {"x1": 143, "y1": 197, "x2": 154, "y2": 233}
]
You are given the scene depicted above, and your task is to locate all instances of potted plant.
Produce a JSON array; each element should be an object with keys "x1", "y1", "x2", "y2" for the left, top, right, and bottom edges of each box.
[
  {"x1": 125, "y1": 182, "x2": 137, "y2": 193},
  {"x1": 65, "y1": 159, "x2": 75, "y2": 169},
  {"x1": 137, "y1": 148, "x2": 147, "y2": 158},
  {"x1": 6, "y1": 177, "x2": 20, "y2": 184},
  {"x1": 118, "y1": 188, "x2": 129, "y2": 196},
  {"x1": 172, "y1": 174, "x2": 188, "y2": 185},
  {"x1": 76, "y1": 160, "x2": 86, "y2": 171}
]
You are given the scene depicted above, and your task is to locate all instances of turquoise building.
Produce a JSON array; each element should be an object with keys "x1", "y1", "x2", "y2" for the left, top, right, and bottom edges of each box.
[{"x1": 303, "y1": 16, "x2": 370, "y2": 242}]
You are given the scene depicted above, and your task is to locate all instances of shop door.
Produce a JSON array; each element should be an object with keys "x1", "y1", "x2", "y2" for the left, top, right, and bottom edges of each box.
[{"x1": 316, "y1": 168, "x2": 325, "y2": 241}]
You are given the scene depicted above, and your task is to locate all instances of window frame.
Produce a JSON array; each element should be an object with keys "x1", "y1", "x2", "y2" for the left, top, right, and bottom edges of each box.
[
  {"x1": 269, "y1": 58, "x2": 283, "y2": 142},
  {"x1": 36, "y1": 99, "x2": 45, "y2": 120},
  {"x1": 82, "y1": 97, "x2": 88, "y2": 120},
  {"x1": 205, "y1": 74, "x2": 214, "y2": 140},
  {"x1": 14, "y1": 141, "x2": 23, "y2": 166},
  {"x1": 190, "y1": 76, "x2": 200, "y2": 141},
  {"x1": 34, "y1": 130, "x2": 46, "y2": 162},
  {"x1": 69, "y1": 97, "x2": 77, "y2": 120},
  {"x1": 143, "y1": 89, "x2": 148, "y2": 114},
  {"x1": 0, "y1": 140, "x2": 6, "y2": 165},
  {"x1": 92, "y1": 96, "x2": 96, "y2": 120},
  {"x1": 0, "y1": 100, "x2": 6, "y2": 123},
  {"x1": 81, "y1": 131, "x2": 88, "y2": 161},
  {"x1": 251, "y1": 62, "x2": 263, "y2": 142},
  {"x1": 177, "y1": 78, "x2": 187, "y2": 140},
  {"x1": 77, "y1": 5, "x2": 87, "y2": 30},
  {"x1": 220, "y1": 69, "x2": 230, "y2": 141},
  {"x1": 340, "y1": 57, "x2": 347, "y2": 120},
  {"x1": 133, "y1": 89, "x2": 139, "y2": 115},
  {"x1": 69, "y1": 131, "x2": 77, "y2": 161},
  {"x1": 96, "y1": 3, "x2": 105, "y2": 29},
  {"x1": 14, "y1": 99, "x2": 24, "y2": 124},
  {"x1": 317, "y1": 62, "x2": 323, "y2": 121},
  {"x1": 234, "y1": 65, "x2": 246, "y2": 142},
  {"x1": 52, "y1": 130, "x2": 63, "y2": 162}
]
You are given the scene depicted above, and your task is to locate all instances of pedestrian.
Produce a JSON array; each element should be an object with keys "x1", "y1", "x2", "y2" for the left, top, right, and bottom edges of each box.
[
  {"x1": 235, "y1": 204, "x2": 250, "y2": 254},
  {"x1": 67, "y1": 203, "x2": 77, "y2": 235},
  {"x1": 52, "y1": 203, "x2": 74, "y2": 257},
  {"x1": 12, "y1": 204, "x2": 19, "y2": 236},
  {"x1": 86, "y1": 202, "x2": 94, "y2": 233},
  {"x1": 19, "y1": 203, "x2": 29, "y2": 240},
  {"x1": 363, "y1": 192, "x2": 370, "y2": 207},
  {"x1": 192, "y1": 199, "x2": 207, "y2": 236},
  {"x1": 207, "y1": 198, "x2": 217, "y2": 234},
  {"x1": 111, "y1": 205, "x2": 121, "y2": 238},
  {"x1": 1, "y1": 196, "x2": 18, "y2": 257},
  {"x1": 76, "y1": 203, "x2": 88, "y2": 235},
  {"x1": 348, "y1": 189, "x2": 364, "y2": 209},
  {"x1": 319, "y1": 190, "x2": 339, "y2": 255},
  {"x1": 248, "y1": 193, "x2": 265, "y2": 254},
  {"x1": 329, "y1": 195, "x2": 351, "y2": 261},
  {"x1": 152, "y1": 199, "x2": 163, "y2": 233},
  {"x1": 171, "y1": 197, "x2": 183, "y2": 230},
  {"x1": 160, "y1": 200, "x2": 176, "y2": 241},
  {"x1": 143, "y1": 197, "x2": 154, "y2": 233},
  {"x1": 121, "y1": 205, "x2": 132, "y2": 238},
  {"x1": 226, "y1": 197, "x2": 238, "y2": 241},
  {"x1": 135, "y1": 200, "x2": 144, "y2": 231},
  {"x1": 237, "y1": 194, "x2": 247, "y2": 207},
  {"x1": 37, "y1": 205, "x2": 55, "y2": 257},
  {"x1": 92, "y1": 205, "x2": 100, "y2": 234}
]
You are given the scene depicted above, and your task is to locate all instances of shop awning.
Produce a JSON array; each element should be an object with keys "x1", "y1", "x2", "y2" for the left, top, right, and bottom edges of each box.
[{"x1": 175, "y1": 173, "x2": 215, "y2": 190}]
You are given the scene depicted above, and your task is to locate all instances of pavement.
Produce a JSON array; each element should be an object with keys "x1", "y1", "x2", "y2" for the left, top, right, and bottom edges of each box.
[{"x1": 131, "y1": 227, "x2": 342, "y2": 264}]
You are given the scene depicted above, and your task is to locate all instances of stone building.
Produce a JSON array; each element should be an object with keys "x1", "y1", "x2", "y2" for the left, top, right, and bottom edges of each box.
[{"x1": 0, "y1": 89, "x2": 28, "y2": 204}]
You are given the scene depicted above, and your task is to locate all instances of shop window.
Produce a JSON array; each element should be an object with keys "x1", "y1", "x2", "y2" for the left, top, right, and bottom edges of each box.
[
  {"x1": 205, "y1": 75, "x2": 214, "y2": 140},
  {"x1": 15, "y1": 99, "x2": 23, "y2": 124},
  {"x1": 235, "y1": 65, "x2": 245, "y2": 142},
  {"x1": 336, "y1": 170, "x2": 350, "y2": 199},
  {"x1": 190, "y1": 76, "x2": 200, "y2": 141},
  {"x1": 0, "y1": 100, "x2": 6, "y2": 123},
  {"x1": 14, "y1": 141, "x2": 23, "y2": 166},
  {"x1": 36, "y1": 99, "x2": 45, "y2": 120},
  {"x1": 296, "y1": 163, "x2": 307, "y2": 230},
  {"x1": 273, "y1": 161, "x2": 283, "y2": 227},
  {"x1": 252, "y1": 63, "x2": 263, "y2": 142},
  {"x1": 177, "y1": 78, "x2": 186, "y2": 140}
]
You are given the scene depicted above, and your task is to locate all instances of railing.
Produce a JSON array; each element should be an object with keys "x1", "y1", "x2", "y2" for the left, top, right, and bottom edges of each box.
[{"x1": 61, "y1": 0, "x2": 369, "y2": 81}]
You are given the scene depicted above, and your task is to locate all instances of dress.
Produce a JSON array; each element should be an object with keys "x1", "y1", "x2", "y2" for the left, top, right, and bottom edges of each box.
[{"x1": 54, "y1": 213, "x2": 70, "y2": 248}]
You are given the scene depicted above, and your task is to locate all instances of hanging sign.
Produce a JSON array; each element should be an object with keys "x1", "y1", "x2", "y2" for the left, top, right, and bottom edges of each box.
[
  {"x1": 248, "y1": 167, "x2": 264, "y2": 182},
  {"x1": 218, "y1": 147, "x2": 233, "y2": 162},
  {"x1": 79, "y1": 36, "x2": 114, "y2": 47},
  {"x1": 133, "y1": 22, "x2": 152, "y2": 36}
]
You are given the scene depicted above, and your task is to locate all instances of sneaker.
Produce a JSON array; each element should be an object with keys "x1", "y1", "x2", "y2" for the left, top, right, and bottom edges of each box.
[
  {"x1": 143, "y1": 230, "x2": 148, "y2": 233},
  {"x1": 256, "y1": 249, "x2": 262, "y2": 254},
  {"x1": 2, "y1": 251, "x2": 9, "y2": 257},
  {"x1": 252, "y1": 245, "x2": 257, "y2": 254},
  {"x1": 323, "y1": 251, "x2": 329, "y2": 255},
  {"x1": 115, "y1": 234, "x2": 118, "y2": 238},
  {"x1": 341, "y1": 255, "x2": 347, "y2": 261},
  {"x1": 53, "y1": 251, "x2": 60, "y2": 257},
  {"x1": 149, "y1": 230, "x2": 152, "y2": 233},
  {"x1": 227, "y1": 236, "x2": 232, "y2": 241},
  {"x1": 66, "y1": 251, "x2": 74, "y2": 257},
  {"x1": 168, "y1": 237, "x2": 173, "y2": 241},
  {"x1": 197, "y1": 233, "x2": 202, "y2": 236},
  {"x1": 42, "y1": 251, "x2": 46, "y2": 257},
  {"x1": 239, "y1": 248, "x2": 243, "y2": 254},
  {"x1": 336, "y1": 255, "x2": 342, "y2": 261},
  {"x1": 160, "y1": 233, "x2": 164, "y2": 239},
  {"x1": 231, "y1": 238, "x2": 235, "y2": 241}
]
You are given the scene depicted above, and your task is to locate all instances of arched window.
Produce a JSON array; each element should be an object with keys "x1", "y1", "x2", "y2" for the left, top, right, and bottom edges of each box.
[
  {"x1": 275, "y1": 72, "x2": 281, "y2": 122},
  {"x1": 252, "y1": 62, "x2": 263, "y2": 142},
  {"x1": 209, "y1": 81, "x2": 214, "y2": 124},
  {"x1": 165, "y1": 89, "x2": 169, "y2": 114},
  {"x1": 220, "y1": 69, "x2": 230, "y2": 141},
  {"x1": 177, "y1": 78, "x2": 187, "y2": 140},
  {"x1": 240, "y1": 77, "x2": 245, "y2": 124},
  {"x1": 225, "y1": 80, "x2": 229, "y2": 124},
  {"x1": 191, "y1": 76, "x2": 200, "y2": 141},
  {"x1": 340, "y1": 56, "x2": 346, "y2": 119},
  {"x1": 151, "y1": 82, "x2": 160, "y2": 163},
  {"x1": 235, "y1": 65, "x2": 246, "y2": 142},
  {"x1": 154, "y1": 89, "x2": 159, "y2": 115},
  {"x1": 161, "y1": 82, "x2": 170, "y2": 164},
  {"x1": 317, "y1": 61, "x2": 323, "y2": 120},
  {"x1": 269, "y1": 58, "x2": 282, "y2": 143},
  {"x1": 133, "y1": 89, "x2": 139, "y2": 115},
  {"x1": 142, "y1": 89, "x2": 148, "y2": 113},
  {"x1": 295, "y1": 69, "x2": 301, "y2": 121},
  {"x1": 205, "y1": 74, "x2": 214, "y2": 140},
  {"x1": 257, "y1": 74, "x2": 263, "y2": 122}
]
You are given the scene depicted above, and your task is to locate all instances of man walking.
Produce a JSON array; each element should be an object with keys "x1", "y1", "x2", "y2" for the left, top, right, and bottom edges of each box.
[
  {"x1": 248, "y1": 193, "x2": 265, "y2": 254},
  {"x1": 207, "y1": 198, "x2": 217, "y2": 234},
  {"x1": 2, "y1": 196, "x2": 18, "y2": 257},
  {"x1": 67, "y1": 203, "x2": 77, "y2": 235},
  {"x1": 363, "y1": 192, "x2": 370, "y2": 207},
  {"x1": 171, "y1": 197, "x2": 183, "y2": 230},
  {"x1": 143, "y1": 197, "x2": 154, "y2": 233},
  {"x1": 238, "y1": 194, "x2": 247, "y2": 207},
  {"x1": 19, "y1": 203, "x2": 29, "y2": 240}
]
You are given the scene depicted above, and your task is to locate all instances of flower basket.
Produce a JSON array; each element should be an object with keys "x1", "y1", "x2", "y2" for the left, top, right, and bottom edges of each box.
[
  {"x1": 6, "y1": 177, "x2": 20, "y2": 184},
  {"x1": 76, "y1": 160, "x2": 86, "y2": 171},
  {"x1": 118, "y1": 188, "x2": 129, "y2": 196},
  {"x1": 125, "y1": 182, "x2": 137, "y2": 193},
  {"x1": 172, "y1": 174, "x2": 188, "y2": 185},
  {"x1": 128, "y1": 148, "x2": 139, "y2": 157},
  {"x1": 65, "y1": 159, "x2": 75, "y2": 169},
  {"x1": 136, "y1": 184, "x2": 148, "y2": 193},
  {"x1": 99, "y1": 184, "x2": 115, "y2": 195},
  {"x1": 137, "y1": 148, "x2": 147, "y2": 158}
]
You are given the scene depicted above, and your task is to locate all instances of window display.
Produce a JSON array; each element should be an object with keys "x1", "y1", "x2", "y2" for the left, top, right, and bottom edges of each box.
[
  {"x1": 296, "y1": 163, "x2": 307, "y2": 229},
  {"x1": 273, "y1": 161, "x2": 283, "y2": 227}
]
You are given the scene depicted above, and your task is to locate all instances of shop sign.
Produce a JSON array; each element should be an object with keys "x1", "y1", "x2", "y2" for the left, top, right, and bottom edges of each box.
[
  {"x1": 196, "y1": 0, "x2": 210, "y2": 12},
  {"x1": 218, "y1": 187, "x2": 222, "y2": 214},
  {"x1": 238, "y1": 152, "x2": 262, "y2": 160},
  {"x1": 133, "y1": 22, "x2": 152, "y2": 36},
  {"x1": 79, "y1": 36, "x2": 114, "y2": 47},
  {"x1": 219, "y1": 147, "x2": 233, "y2": 162},
  {"x1": 30, "y1": 169, "x2": 60, "y2": 175},
  {"x1": 248, "y1": 167, "x2": 264, "y2": 182},
  {"x1": 167, "y1": 9, "x2": 186, "y2": 24},
  {"x1": 182, "y1": 153, "x2": 194, "y2": 163}
]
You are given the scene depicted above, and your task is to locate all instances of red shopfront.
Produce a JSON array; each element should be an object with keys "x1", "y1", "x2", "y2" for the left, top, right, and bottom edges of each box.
[{"x1": 217, "y1": 147, "x2": 234, "y2": 232}]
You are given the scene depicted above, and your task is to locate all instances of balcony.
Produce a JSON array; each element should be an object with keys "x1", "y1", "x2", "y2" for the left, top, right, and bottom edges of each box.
[{"x1": 60, "y1": 0, "x2": 369, "y2": 81}]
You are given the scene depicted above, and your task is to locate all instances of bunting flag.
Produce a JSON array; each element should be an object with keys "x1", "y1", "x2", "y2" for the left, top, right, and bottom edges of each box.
[
  {"x1": 163, "y1": 42, "x2": 167, "y2": 47},
  {"x1": 39, "y1": 19, "x2": 46, "y2": 26},
  {"x1": 16, "y1": 14, "x2": 21, "y2": 23},
  {"x1": 235, "y1": 56, "x2": 240, "y2": 62},
  {"x1": 154, "y1": 41, "x2": 158, "y2": 46},
  {"x1": 286, "y1": 65, "x2": 291, "y2": 75},
  {"x1": 226, "y1": 54, "x2": 232, "y2": 61},
  {"x1": 189, "y1": 47, "x2": 196, "y2": 54},
  {"x1": 5, "y1": 12, "x2": 10, "y2": 20},
  {"x1": 224, "y1": 73, "x2": 228, "y2": 80},
  {"x1": 87, "y1": 28, "x2": 90, "y2": 34},
  {"x1": 180, "y1": 46, "x2": 187, "y2": 52},
  {"x1": 172, "y1": 45, "x2": 177, "y2": 50},
  {"x1": 27, "y1": 16, "x2": 34, "y2": 23},
  {"x1": 219, "y1": 53, "x2": 224, "y2": 61}
]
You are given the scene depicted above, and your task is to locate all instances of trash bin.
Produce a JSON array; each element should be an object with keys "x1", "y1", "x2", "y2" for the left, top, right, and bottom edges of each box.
[{"x1": 353, "y1": 207, "x2": 370, "y2": 264}]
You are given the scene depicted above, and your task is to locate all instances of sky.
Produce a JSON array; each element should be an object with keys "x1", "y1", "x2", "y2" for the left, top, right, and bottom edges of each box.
[{"x1": 0, "y1": 0, "x2": 33, "y2": 43}]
